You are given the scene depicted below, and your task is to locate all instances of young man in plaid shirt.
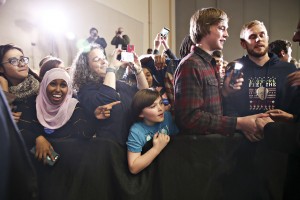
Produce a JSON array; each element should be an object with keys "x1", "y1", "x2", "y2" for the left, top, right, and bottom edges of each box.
[{"x1": 174, "y1": 7, "x2": 268, "y2": 141}]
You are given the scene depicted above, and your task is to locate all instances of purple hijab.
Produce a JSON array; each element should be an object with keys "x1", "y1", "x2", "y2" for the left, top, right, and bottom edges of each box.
[{"x1": 36, "y1": 68, "x2": 78, "y2": 129}]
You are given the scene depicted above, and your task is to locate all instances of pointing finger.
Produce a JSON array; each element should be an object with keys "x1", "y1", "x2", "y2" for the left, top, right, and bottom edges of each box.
[{"x1": 108, "y1": 101, "x2": 121, "y2": 107}]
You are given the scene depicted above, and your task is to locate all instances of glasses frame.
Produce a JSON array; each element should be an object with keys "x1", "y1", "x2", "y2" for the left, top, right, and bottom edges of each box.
[{"x1": 1, "y1": 56, "x2": 29, "y2": 66}]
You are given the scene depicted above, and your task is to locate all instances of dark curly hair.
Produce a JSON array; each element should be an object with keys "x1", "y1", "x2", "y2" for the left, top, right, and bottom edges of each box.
[
  {"x1": 70, "y1": 43, "x2": 104, "y2": 90},
  {"x1": 269, "y1": 40, "x2": 292, "y2": 58}
]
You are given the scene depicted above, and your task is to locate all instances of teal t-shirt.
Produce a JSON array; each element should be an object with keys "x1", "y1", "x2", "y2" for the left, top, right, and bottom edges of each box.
[{"x1": 127, "y1": 111, "x2": 179, "y2": 153}]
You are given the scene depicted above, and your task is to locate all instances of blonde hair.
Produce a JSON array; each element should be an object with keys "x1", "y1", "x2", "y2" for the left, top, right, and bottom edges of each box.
[{"x1": 240, "y1": 20, "x2": 266, "y2": 40}]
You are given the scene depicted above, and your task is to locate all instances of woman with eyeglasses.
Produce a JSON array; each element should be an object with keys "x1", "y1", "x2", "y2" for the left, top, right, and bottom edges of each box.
[
  {"x1": 0, "y1": 43, "x2": 40, "y2": 148},
  {"x1": 70, "y1": 44, "x2": 148, "y2": 146}
]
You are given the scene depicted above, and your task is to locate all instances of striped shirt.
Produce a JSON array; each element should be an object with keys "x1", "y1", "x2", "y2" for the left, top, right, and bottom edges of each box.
[{"x1": 174, "y1": 47, "x2": 236, "y2": 135}]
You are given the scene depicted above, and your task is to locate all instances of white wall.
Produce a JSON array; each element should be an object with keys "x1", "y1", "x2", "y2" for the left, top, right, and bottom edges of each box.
[
  {"x1": 0, "y1": 0, "x2": 175, "y2": 70},
  {"x1": 175, "y1": 0, "x2": 300, "y2": 62},
  {"x1": 95, "y1": 0, "x2": 175, "y2": 55}
]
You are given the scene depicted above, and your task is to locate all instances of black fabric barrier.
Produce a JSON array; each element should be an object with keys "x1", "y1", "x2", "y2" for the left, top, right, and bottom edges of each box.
[{"x1": 32, "y1": 133, "x2": 288, "y2": 200}]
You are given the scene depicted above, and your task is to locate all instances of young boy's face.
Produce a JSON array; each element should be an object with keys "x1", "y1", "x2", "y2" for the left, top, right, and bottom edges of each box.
[
  {"x1": 202, "y1": 19, "x2": 229, "y2": 51},
  {"x1": 139, "y1": 96, "x2": 165, "y2": 126}
]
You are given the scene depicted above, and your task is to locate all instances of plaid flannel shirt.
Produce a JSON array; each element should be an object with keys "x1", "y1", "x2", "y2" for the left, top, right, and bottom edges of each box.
[{"x1": 174, "y1": 47, "x2": 236, "y2": 135}]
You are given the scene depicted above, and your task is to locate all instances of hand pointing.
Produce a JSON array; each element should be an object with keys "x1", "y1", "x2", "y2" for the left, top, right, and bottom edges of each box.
[{"x1": 94, "y1": 101, "x2": 121, "y2": 119}]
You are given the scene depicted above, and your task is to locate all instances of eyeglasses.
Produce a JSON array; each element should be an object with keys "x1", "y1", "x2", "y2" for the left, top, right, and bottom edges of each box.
[{"x1": 2, "y1": 57, "x2": 29, "y2": 66}]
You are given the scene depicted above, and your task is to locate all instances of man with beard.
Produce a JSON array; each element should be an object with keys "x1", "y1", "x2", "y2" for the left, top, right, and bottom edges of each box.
[
  {"x1": 222, "y1": 20, "x2": 296, "y2": 117},
  {"x1": 255, "y1": 19, "x2": 300, "y2": 200}
]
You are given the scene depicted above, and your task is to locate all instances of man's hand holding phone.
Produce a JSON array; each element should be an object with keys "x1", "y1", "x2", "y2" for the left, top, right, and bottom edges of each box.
[
  {"x1": 229, "y1": 62, "x2": 243, "y2": 88},
  {"x1": 222, "y1": 62, "x2": 244, "y2": 97}
]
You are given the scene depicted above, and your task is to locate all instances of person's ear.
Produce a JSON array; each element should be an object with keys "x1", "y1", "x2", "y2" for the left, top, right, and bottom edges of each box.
[
  {"x1": 139, "y1": 113, "x2": 144, "y2": 118},
  {"x1": 280, "y1": 50, "x2": 285, "y2": 58},
  {"x1": 0, "y1": 66, "x2": 4, "y2": 73},
  {"x1": 240, "y1": 40, "x2": 246, "y2": 49}
]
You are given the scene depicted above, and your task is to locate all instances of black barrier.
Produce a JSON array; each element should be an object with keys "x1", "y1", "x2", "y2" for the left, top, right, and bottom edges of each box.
[{"x1": 30, "y1": 133, "x2": 288, "y2": 200}]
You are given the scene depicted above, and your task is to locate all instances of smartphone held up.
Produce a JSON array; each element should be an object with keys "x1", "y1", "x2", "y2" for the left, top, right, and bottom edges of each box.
[
  {"x1": 160, "y1": 27, "x2": 170, "y2": 37},
  {"x1": 229, "y1": 62, "x2": 243, "y2": 88},
  {"x1": 120, "y1": 44, "x2": 135, "y2": 62},
  {"x1": 127, "y1": 44, "x2": 135, "y2": 52}
]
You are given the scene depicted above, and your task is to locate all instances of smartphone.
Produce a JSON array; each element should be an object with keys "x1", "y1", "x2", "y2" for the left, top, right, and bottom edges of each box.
[
  {"x1": 30, "y1": 146, "x2": 60, "y2": 166},
  {"x1": 229, "y1": 62, "x2": 243, "y2": 88},
  {"x1": 121, "y1": 52, "x2": 134, "y2": 62},
  {"x1": 160, "y1": 27, "x2": 170, "y2": 37},
  {"x1": 127, "y1": 44, "x2": 135, "y2": 53}
]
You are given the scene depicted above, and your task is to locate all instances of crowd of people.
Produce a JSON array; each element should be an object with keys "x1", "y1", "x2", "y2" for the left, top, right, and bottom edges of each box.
[{"x1": 1, "y1": 6, "x2": 300, "y2": 200}]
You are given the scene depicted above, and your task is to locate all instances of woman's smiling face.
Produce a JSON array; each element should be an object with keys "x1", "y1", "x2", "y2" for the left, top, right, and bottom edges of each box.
[
  {"x1": 87, "y1": 48, "x2": 108, "y2": 78},
  {"x1": 0, "y1": 48, "x2": 29, "y2": 85},
  {"x1": 46, "y1": 79, "x2": 68, "y2": 105}
]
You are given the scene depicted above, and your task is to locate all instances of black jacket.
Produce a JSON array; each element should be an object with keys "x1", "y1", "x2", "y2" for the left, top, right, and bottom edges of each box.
[{"x1": 0, "y1": 88, "x2": 39, "y2": 200}]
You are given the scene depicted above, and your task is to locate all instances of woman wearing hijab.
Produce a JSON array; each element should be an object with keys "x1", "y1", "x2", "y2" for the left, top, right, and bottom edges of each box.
[{"x1": 34, "y1": 68, "x2": 94, "y2": 162}]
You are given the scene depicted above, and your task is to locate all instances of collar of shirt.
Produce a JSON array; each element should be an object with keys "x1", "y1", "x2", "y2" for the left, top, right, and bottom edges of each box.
[{"x1": 194, "y1": 46, "x2": 216, "y2": 67}]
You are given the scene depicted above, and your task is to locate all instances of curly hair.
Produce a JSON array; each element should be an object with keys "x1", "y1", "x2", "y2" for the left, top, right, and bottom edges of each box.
[{"x1": 70, "y1": 43, "x2": 104, "y2": 90}]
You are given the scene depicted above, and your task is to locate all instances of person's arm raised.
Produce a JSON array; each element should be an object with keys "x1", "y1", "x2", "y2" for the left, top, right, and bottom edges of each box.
[
  {"x1": 153, "y1": 33, "x2": 161, "y2": 55},
  {"x1": 131, "y1": 52, "x2": 149, "y2": 89},
  {"x1": 103, "y1": 49, "x2": 123, "y2": 89}
]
